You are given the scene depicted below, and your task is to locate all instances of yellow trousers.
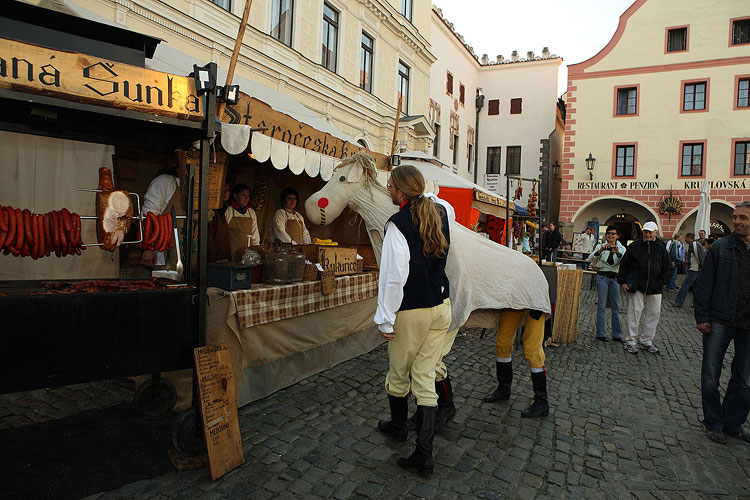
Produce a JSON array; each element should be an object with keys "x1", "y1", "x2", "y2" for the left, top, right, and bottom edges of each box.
[
  {"x1": 434, "y1": 327, "x2": 459, "y2": 381},
  {"x1": 385, "y1": 299, "x2": 451, "y2": 407},
  {"x1": 494, "y1": 310, "x2": 546, "y2": 369}
]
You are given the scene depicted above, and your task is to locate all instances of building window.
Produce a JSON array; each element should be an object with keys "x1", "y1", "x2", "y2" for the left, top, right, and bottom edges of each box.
[
  {"x1": 210, "y1": 0, "x2": 231, "y2": 10},
  {"x1": 681, "y1": 142, "x2": 704, "y2": 176},
  {"x1": 270, "y1": 0, "x2": 294, "y2": 47},
  {"x1": 510, "y1": 98, "x2": 522, "y2": 115},
  {"x1": 488, "y1": 99, "x2": 500, "y2": 116},
  {"x1": 452, "y1": 134, "x2": 459, "y2": 165},
  {"x1": 433, "y1": 123, "x2": 440, "y2": 158},
  {"x1": 731, "y1": 18, "x2": 750, "y2": 46},
  {"x1": 615, "y1": 145, "x2": 636, "y2": 177},
  {"x1": 360, "y1": 33, "x2": 374, "y2": 93},
  {"x1": 321, "y1": 3, "x2": 338, "y2": 72},
  {"x1": 446, "y1": 72, "x2": 453, "y2": 96},
  {"x1": 738, "y1": 77, "x2": 749, "y2": 108},
  {"x1": 467, "y1": 143, "x2": 474, "y2": 171},
  {"x1": 735, "y1": 140, "x2": 750, "y2": 176},
  {"x1": 401, "y1": 0, "x2": 412, "y2": 22},
  {"x1": 397, "y1": 61, "x2": 410, "y2": 114},
  {"x1": 616, "y1": 87, "x2": 637, "y2": 115},
  {"x1": 506, "y1": 146, "x2": 521, "y2": 175},
  {"x1": 666, "y1": 26, "x2": 688, "y2": 52},
  {"x1": 459, "y1": 84, "x2": 465, "y2": 106},
  {"x1": 487, "y1": 147, "x2": 501, "y2": 174},
  {"x1": 683, "y1": 81, "x2": 707, "y2": 111}
]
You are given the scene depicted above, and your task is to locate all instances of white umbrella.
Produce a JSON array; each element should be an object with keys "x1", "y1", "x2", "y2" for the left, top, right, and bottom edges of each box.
[{"x1": 694, "y1": 179, "x2": 711, "y2": 235}]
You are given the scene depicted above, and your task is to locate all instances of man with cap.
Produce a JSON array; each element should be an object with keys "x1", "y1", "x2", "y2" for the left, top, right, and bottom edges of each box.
[{"x1": 617, "y1": 221, "x2": 673, "y2": 354}]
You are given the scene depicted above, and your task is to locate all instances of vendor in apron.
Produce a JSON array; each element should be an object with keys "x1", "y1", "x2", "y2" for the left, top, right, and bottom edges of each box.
[
  {"x1": 225, "y1": 183, "x2": 260, "y2": 261},
  {"x1": 269, "y1": 187, "x2": 311, "y2": 245}
]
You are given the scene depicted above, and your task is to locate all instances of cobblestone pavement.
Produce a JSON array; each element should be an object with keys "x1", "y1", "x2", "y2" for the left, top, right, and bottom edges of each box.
[{"x1": 4, "y1": 276, "x2": 750, "y2": 499}]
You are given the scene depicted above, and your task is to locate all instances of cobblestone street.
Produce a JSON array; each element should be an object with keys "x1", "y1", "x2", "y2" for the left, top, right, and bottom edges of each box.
[{"x1": 4, "y1": 277, "x2": 750, "y2": 499}]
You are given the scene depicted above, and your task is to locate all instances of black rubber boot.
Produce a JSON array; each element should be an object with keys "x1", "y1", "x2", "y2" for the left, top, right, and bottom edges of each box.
[
  {"x1": 484, "y1": 361, "x2": 512, "y2": 402},
  {"x1": 378, "y1": 394, "x2": 408, "y2": 441},
  {"x1": 397, "y1": 405, "x2": 436, "y2": 475},
  {"x1": 406, "y1": 410, "x2": 417, "y2": 432},
  {"x1": 521, "y1": 371, "x2": 549, "y2": 418},
  {"x1": 436, "y1": 376, "x2": 456, "y2": 430}
]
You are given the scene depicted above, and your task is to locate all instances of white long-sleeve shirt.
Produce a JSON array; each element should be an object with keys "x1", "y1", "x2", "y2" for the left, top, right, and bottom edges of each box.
[
  {"x1": 142, "y1": 174, "x2": 179, "y2": 266},
  {"x1": 269, "y1": 208, "x2": 311, "y2": 244},
  {"x1": 374, "y1": 194, "x2": 455, "y2": 333}
]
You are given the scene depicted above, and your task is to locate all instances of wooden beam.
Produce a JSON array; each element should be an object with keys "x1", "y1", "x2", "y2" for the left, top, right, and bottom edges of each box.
[
  {"x1": 389, "y1": 95, "x2": 403, "y2": 169},
  {"x1": 217, "y1": 0, "x2": 253, "y2": 118}
]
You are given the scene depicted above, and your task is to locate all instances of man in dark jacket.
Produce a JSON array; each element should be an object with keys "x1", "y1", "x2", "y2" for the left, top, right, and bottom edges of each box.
[
  {"x1": 617, "y1": 221, "x2": 673, "y2": 354},
  {"x1": 547, "y1": 222, "x2": 562, "y2": 262},
  {"x1": 694, "y1": 201, "x2": 750, "y2": 444}
]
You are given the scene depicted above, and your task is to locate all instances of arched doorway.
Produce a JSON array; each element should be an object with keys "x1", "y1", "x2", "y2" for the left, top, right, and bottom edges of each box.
[
  {"x1": 674, "y1": 201, "x2": 734, "y2": 238},
  {"x1": 605, "y1": 213, "x2": 641, "y2": 243}
]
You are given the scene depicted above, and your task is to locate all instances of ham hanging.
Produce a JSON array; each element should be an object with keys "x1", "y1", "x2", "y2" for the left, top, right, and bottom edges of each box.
[{"x1": 96, "y1": 167, "x2": 132, "y2": 251}]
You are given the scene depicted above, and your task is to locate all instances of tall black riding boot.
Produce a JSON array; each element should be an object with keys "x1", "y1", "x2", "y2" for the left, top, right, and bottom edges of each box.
[
  {"x1": 436, "y1": 376, "x2": 456, "y2": 430},
  {"x1": 378, "y1": 394, "x2": 408, "y2": 441},
  {"x1": 397, "y1": 405, "x2": 436, "y2": 474},
  {"x1": 521, "y1": 371, "x2": 549, "y2": 418},
  {"x1": 484, "y1": 361, "x2": 512, "y2": 402}
]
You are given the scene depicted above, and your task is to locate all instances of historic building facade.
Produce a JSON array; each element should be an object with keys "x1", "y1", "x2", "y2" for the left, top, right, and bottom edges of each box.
[
  {"x1": 429, "y1": 7, "x2": 563, "y2": 221},
  {"x1": 561, "y1": 0, "x2": 750, "y2": 241},
  {"x1": 58, "y1": 0, "x2": 436, "y2": 154}
]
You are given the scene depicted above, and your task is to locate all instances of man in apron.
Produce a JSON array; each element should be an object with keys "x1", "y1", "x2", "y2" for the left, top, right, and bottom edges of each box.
[{"x1": 141, "y1": 167, "x2": 184, "y2": 270}]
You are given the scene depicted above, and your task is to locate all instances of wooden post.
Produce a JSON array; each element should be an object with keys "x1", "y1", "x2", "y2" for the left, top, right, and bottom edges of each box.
[
  {"x1": 217, "y1": 0, "x2": 254, "y2": 119},
  {"x1": 388, "y1": 95, "x2": 403, "y2": 170}
]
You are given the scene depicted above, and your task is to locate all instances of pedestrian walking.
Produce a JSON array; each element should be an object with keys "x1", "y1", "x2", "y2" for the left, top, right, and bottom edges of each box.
[
  {"x1": 674, "y1": 233, "x2": 704, "y2": 307},
  {"x1": 588, "y1": 225, "x2": 626, "y2": 342},
  {"x1": 548, "y1": 222, "x2": 562, "y2": 263},
  {"x1": 374, "y1": 165, "x2": 452, "y2": 475},
  {"x1": 540, "y1": 224, "x2": 550, "y2": 261},
  {"x1": 694, "y1": 201, "x2": 750, "y2": 444},
  {"x1": 665, "y1": 234, "x2": 683, "y2": 290},
  {"x1": 617, "y1": 221, "x2": 673, "y2": 354}
]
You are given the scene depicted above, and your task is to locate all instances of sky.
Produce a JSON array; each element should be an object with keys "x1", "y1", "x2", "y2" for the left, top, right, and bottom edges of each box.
[{"x1": 433, "y1": 0, "x2": 637, "y2": 97}]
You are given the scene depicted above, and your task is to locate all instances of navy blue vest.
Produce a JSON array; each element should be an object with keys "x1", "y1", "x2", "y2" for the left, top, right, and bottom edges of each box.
[{"x1": 387, "y1": 200, "x2": 450, "y2": 311}]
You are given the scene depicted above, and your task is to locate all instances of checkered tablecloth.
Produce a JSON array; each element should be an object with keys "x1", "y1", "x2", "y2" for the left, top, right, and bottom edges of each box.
[{"x1": 232, "y1": 271, "x2": 379, "y2": 330}]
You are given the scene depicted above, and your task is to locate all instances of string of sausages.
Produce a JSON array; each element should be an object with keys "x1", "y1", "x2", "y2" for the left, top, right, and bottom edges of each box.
[
  {"x1": 0, "y1": 206, "x2": 85, "y2": 258},
  {"x1": 139, "y1": 212, "x2": 173, "y2": 252}
]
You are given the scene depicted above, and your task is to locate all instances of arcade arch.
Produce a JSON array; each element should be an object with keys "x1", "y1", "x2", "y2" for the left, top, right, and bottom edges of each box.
[
  {"x1": 672, "y1": 200, "x2": 735, "y2": 238},
  {"x1": 570, "y1": 196, "x2": 660, "y2": 244}
]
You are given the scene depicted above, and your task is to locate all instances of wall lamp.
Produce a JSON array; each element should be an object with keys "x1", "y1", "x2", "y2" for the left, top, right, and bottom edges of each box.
[
  {"x1": 552, "y1": 160, "x2": 562, "y2": 182},
  {"x1": 585, "y1": 153, "x2": 596, "y2": 180},
  {"x1": 192, "y1": 64, "x2": 216, "y2": 94}
]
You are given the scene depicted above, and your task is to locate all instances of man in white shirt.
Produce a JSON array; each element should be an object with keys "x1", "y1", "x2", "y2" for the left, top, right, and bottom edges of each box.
[
  {"x1": 374, "y1": 165, "x2": 452, "y2": 475},
  {"x1": 141, "y1": 169, "x2": 180, "y2": 269},
  {"x1": 580, "y1": 226, "x2": 596, "y2": 270}
]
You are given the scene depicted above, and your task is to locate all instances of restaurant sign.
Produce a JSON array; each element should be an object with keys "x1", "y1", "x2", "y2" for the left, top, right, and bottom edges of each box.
[
  {"x1": 576, "y1": 179, "x2": 747, "y2": 191},
  {"x1": 0, "y1": 37, "x2": 202, "y2": 121}
]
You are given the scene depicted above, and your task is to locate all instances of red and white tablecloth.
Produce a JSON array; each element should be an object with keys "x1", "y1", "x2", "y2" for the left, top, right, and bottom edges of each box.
[{"x1": 232, "y1": 271, "x2": 379, "y2": 330}]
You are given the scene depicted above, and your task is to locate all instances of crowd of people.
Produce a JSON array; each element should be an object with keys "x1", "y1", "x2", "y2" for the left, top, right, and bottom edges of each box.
[{"x1": 586, "y1": 203, "x2": 750, "y2": 445}]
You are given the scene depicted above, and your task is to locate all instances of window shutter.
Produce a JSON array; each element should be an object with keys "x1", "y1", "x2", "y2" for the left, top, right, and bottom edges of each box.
[
  {"x1": 446, "y1": 72, "x2": 453, "y2": 95},
  {"x1": 488, "y1": 99, "x2": 500, "y2": 115},
  {"x1": 510, "y1": 98, "x2": 522, "y2": 114}
]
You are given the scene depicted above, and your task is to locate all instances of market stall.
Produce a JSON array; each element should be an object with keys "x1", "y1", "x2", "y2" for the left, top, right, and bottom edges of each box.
[{"x1": 0, "y1": 3, "x2": 213, "y2": 419}]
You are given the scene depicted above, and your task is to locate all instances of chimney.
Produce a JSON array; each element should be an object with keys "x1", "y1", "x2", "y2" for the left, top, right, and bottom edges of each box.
[
  {"x1": 542, "y1": 46, "x2": 550, "y2": 58},
  {"x1": 511, "y1": 50, "x2": 518, "y2": 62},
  {"x1": 481, "y1": 54, "x2": 489, "y2": 65},
  {"x1": 527, "y1": 51, "x2": 534, "y2": 60},
  {"x1": 496, "y1": 55, "x2": 504, "y2": 64}
]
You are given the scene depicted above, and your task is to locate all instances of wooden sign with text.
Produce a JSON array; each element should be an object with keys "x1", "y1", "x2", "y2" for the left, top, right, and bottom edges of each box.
[
  {"x1": 194, "y1": 344, "x2": 244, "y2": 480},
  {"x1": 321, "y1": 269, "x2": 337, "y2": 295},
  {"x1": 0, "y1": 37, "x2": 202, "y2": 121},
  {"x1": 220, "y1": 93, "x2": 390, "y2": 170}
]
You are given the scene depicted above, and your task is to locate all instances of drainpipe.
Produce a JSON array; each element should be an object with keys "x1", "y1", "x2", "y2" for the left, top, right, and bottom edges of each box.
[{"x1": 474, "y1": 92, "x2": 484, "y2": 185}]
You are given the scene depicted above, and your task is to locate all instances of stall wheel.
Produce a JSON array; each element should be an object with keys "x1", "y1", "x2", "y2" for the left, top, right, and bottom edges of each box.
[
  {"x1": 133, "y1": 377, "x2": 177, "y2": 419},
  {"x1": 172, "y1": 407, "x2": 207, "y2": 456}
]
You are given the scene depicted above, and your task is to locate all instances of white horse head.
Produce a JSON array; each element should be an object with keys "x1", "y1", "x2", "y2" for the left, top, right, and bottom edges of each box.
[{"x1": 304, "y1": 152, "x2": 385, "y2": 226}]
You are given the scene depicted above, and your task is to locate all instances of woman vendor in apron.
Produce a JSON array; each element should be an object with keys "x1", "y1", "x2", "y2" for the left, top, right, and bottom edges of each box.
[
  {"x1": 225, "y1": 183, "x2": 260, "y2": 261},
  {"x1": 269, "y1": 187, "x2": 311, "y2": 245}
]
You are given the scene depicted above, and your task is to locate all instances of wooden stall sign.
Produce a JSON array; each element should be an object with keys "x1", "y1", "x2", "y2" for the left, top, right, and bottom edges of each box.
[
  {"x1": 321, "y1": 269, "x2": 337, "y2": 295},
  {"x1": 193, "y1": 344, "x2": 244, "y2": 480},
  {"x1": 0, "y1": 37, "x2": 202, "y2": 121},
  {"x1": 319, "y1": 247, "x2": 359, "y2": 276},
  {"x1": 178, "y1": 151, "x2": 228, "y2": 211}
]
